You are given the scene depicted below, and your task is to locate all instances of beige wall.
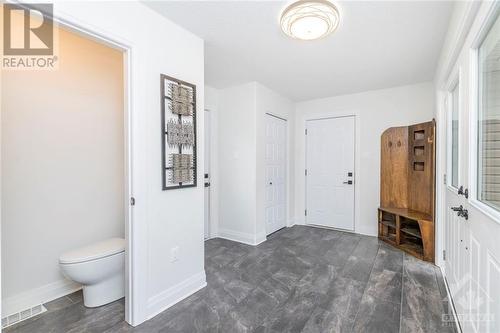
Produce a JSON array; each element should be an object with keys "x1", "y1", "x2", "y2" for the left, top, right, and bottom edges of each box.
[{"x1": 1, "y1": 25, "x2": 124, "y2": 306}]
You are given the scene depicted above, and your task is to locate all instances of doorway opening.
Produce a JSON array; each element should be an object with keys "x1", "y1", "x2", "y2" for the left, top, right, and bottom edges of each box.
[{"x1": 1, "y1": 12, "x2": 133, "y2": 328}]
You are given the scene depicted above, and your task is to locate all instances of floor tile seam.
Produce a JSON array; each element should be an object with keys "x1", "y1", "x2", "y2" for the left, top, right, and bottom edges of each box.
[
  {"x1": 400, "y1": 253, "x2": 409, "y2": 333},
  {"x1": 336, "y1": 234, "x2": 362, "y2": 273},
  {"x1": 363, "y1": 289, "x2": 403, "y2": 307},
  {"x1": 347, "y1": 242, "x2": 381, "y2": 332}
]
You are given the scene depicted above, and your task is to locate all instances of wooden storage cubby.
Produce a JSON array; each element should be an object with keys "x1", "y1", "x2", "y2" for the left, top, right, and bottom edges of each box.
[{"x1": 378, "y1": 120, "x2": 435, "y2": 262}]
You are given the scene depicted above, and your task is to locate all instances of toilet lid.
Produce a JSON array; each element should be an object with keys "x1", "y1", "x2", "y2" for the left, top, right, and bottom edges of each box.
[{"x1": 59, "y1": 238, "x2": 125, "y2": 264}]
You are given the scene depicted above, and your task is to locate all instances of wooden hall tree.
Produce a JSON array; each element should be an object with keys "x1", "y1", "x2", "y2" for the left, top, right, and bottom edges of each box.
[{"x1": 378, "y1": 120, "x2": 436, "y2": 262}]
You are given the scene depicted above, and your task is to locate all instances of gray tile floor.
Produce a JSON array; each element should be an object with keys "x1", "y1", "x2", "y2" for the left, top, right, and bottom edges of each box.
[{"x1": 5, "y1": 226, "x2": 457, "y2": 333}]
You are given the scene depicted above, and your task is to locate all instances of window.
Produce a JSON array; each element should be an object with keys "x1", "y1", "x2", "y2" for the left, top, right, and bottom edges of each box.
[
  {"x1": 450, "y1": 82, "x2": 460, "y2": 188},
  {"x1": 478, "y1": 14, "x2": 500, "y2": 210}
]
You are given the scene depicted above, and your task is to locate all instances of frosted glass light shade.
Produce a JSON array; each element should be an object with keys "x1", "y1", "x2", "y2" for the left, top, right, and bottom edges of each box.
[{"x1": 280, "y1": 0, "x2": 340, "y2": 40}]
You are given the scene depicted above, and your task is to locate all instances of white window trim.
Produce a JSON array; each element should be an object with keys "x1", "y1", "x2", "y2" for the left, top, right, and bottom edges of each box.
[
  {"x1": 469, "y1": 4, "x2": 500, "y2": 225},
  {"x1": 445, "y1": 68, "x2": 461, "y2": 193}
]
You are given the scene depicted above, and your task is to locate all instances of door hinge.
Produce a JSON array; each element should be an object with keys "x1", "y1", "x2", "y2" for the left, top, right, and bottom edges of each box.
[
  {"x1": 305, "y1": 209, "x2": 307, "y2": 216},
  {"x1": 443, "y1": 250, "x2": 446, "y2": 261},
  {"x1": 305, "y1": 169, "x2": 307, "y2": 176},
  {"x1": 443, "y1": 174, "x2": 447, "y2": 185},
  {"x1": 305, "y1": 129, "x2": 307, "y2": 135},
  {"x1": 130, "y1": 197, "x2": 135, "y2": 206}
]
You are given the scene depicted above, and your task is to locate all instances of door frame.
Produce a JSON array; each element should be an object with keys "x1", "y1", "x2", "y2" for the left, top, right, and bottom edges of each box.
[
  {"x1": 6, "y1": 5, "x2": 137, "y2": 325},
  {"x1": 264, "y1": 112, "x2": 288, "y2": 235},
  {"x1": 204, "y1": 108, "x2": 218, "y2": 239},
  {"x1": 204, "y1": 109, "x2": 210, "y2": 240},
  {"x1": 304, "y1": 113, "x2": 359, "y2": 233}
]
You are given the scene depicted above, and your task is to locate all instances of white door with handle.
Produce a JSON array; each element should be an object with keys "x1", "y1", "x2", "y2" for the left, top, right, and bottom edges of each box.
[
  {"x1": 306, "y1": 116, "x2": 355, "y2": 231},
  {"x1": 265, "y1": 114, "x2": 287, "y2": 235},
  {"x1": 204, "y1": 109, "x2": 211, "y2": 239},
  {"x1": 441, "y1": 6, "x2": 500, "y2": 332}
]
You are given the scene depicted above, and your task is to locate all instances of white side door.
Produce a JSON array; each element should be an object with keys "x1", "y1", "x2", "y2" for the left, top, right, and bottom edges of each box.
[
  {"x1": 306, "y1": 116, "x2": 355, "y2": 231},
  {"x1": 442, "y1": 7, "x2": 500, "y2": 333},
  {"x1": 264, "y1": 114, "x2": 287, "y2": 235},
  {"x1": 204, "y1": 110, "x2": 211, "y2": 239}
]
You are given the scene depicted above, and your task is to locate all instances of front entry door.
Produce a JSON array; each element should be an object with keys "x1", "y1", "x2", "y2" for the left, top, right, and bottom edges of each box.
[
  {"x1": 265, "y1": 114, "x2": 287, "y2": 235},
  {"x1": 306, "y1": 116, "x2": 355, "y2": 231},
  {"x1": 442, "y1": 8, "x2": 500, "y2": 332}
]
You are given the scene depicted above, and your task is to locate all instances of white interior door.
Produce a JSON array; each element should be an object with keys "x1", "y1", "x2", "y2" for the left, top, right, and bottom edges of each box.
[
  {"x1": 442, "y1": 9, "x2": 500, "y2": 333},
  {"x1": 204, "y1": 110, "x2": 211, "y2": 239},
  {"x1": 265, "y1": 114, "x2": 287, "y2": 235},
  {"x1": 306, "y1": 116, "x2": 355, "y2": 231}
]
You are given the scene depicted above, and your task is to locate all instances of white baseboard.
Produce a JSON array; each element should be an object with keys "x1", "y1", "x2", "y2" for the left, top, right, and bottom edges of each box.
[
  {"x1": 2, "y1": 278, "x2": 81, "y2": 318},
  {"x1": 292, "y1": 216, "x2": 305, "y2": 226},
  {"x1": 218, "y1": 228, "x2": 264, "y2": 246},
  {"x1": 146, "y1": 271, "x2": 206, "y2": 321},
  {"x1": 255, "y1": 231, "x2": 267, "y2": 245},
  {"x1": 439, "y1": 266, "x2": 462, "y2": 333}
]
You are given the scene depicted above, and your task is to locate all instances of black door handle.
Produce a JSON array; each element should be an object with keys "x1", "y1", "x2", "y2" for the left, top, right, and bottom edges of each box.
[
  {"x1": 458, "y1": 209, "x2": 469, "y2": 220},
  {"x1": 458, "y1": 186, "x2": 469, "y2": 199},
  {"x1": 343, "y1": 180, "x2": 353, "y2": 185}
]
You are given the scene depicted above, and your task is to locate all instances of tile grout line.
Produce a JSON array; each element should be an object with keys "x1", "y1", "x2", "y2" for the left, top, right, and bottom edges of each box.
[
  {"x1": 337, "y1": 233, "x2": 362, "y2": 273},
  {"x1": 399, "y1": 253, "x2": 406, "y2": 333},
  {"x1": 348, "y1": 241, "x2": 381, "y2": 333}
]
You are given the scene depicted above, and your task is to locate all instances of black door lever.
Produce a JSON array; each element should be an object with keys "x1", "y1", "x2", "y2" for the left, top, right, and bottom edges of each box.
[
  {"x1": 450, "y1": 205, "x2": 469, "y2": 220},
  {"x1": 458, "y1": 186, "x2": 469, "y2": 199},
  {"x1": 458, "y1": 209, "x2": 469, "y2": 220}
]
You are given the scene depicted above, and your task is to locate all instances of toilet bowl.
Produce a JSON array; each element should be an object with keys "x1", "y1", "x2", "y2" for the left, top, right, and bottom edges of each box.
[{"x1": 59, "y1": 238, "x2": 125, "y2": 308}]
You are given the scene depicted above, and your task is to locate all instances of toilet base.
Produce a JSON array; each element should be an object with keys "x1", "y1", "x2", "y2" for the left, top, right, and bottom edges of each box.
[{"x1": 82, "y1": 274, "x2": 125, "y2": 308}]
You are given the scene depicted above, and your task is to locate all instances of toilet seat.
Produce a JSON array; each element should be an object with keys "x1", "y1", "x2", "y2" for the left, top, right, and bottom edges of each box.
[{"x1": 59, "y1": 238, "x2": 125, "y2": 264}]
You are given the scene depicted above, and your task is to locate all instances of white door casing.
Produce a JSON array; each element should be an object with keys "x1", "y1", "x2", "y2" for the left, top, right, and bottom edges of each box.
[
  {"x1": 305, "y1": 116, "x2": 355, "y2": 231},
  {"x1": 264, "y1": 114, "x2": 287, "y2": 235},
  {"x1": 204, "y1": 110, "x2": 211, "y2": 239}
]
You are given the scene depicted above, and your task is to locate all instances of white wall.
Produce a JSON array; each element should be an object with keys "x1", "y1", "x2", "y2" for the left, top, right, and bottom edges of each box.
[
  {"x1": 7, "y1": 1, "x2": 206, "y2": 326},
  {"x1": 294, "y1": 82, "x2": 435, "y2": 236},
  {"x1": 217, "y1": 83, "x2": 258, "y2": 244},
  {"x1": 2, "y1": 25, "x2": 124, "y2": 317},
  {"x1": 215, "y1": 82, "x2": 294, "y2": 244}
]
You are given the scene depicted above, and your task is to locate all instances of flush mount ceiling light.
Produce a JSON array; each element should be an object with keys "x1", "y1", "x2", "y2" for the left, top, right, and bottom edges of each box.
[{"x1": 280, "y1": 0, "x2": 340, "y2": 41}]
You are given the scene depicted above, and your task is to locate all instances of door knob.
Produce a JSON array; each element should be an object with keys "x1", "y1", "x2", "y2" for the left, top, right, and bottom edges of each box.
[{"x1": 269, "y1": 182, "x2": 273, "y2": 185}]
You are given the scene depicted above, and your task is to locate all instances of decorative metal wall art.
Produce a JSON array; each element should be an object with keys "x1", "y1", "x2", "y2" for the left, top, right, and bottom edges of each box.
[{"x1": 161, "y1": 74, "x2": 197, "y2": 190}]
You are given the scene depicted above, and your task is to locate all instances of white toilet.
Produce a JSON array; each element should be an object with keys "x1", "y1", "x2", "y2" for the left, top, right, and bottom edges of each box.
[{"x1": 59, "y1": 238, "x2": 125, "y2": 308}]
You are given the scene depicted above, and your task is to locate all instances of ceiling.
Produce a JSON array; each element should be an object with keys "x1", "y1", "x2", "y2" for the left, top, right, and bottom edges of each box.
[{"x1": 145, "y1": 1, "x2": 454, "y2": 101}]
